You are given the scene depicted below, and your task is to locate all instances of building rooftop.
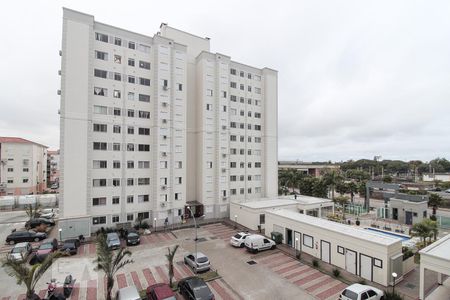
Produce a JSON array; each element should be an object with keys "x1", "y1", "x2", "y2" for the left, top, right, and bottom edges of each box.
[
  {"x1": 267, "y1": 209, "x2": 401, "y2": 246},
  {"x1": 279, "y1": 195, "x2": 333, "y2": 205},
  {"x1": 234, "y1": 199, "x2": 298, "y2": 209},
  {"x1": 0, "y1": 137, "x2": 47, "y2": 148},
  {"x1": 420, "y1": 234, "x2": 450, "y2": 260}
]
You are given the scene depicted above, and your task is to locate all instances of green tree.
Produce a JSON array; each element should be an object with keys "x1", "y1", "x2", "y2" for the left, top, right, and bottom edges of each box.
[
  {"x1": 423, "y1": 219, "x2": 438, "y2": 242},
  {"x1": 428, "y1": 193, "x2": 443, "y2": 216},
  {"x1": 347, "y1": 181, "x2": 358, "y2": 202},
  {"x1": 335, "y1": 196, "x2": 349, "y2": 219},
  {"x1": 298, "y1": 176, "x2": 315, "y2": 196},
  {"x1": 322, "y1": 169, "x2": 344, "y2": 200},
  {"x1": 94, "y1": 233, "x2": 134, "y2": 300},
  {"x1": 383, "y1": 176, "x2": 393, "y2": 183},
  {"x1": 25, "y1": 204, "x2": 41, "y2": 221},
  {"x1": 2, "y1": 252, "x2": 61, "y2": 299},
  {"x1": 166, "y1": 245, "x2": 180, "y2": 287},
  {"x1": 312, "y1": 178, "x2": 328, "y2": 198},
  {"x1": 411, "y1": 221, "x2": 432, "y2": 245},
  {"x1": 335, "y1": 181, "x2": 348, "y2": 196}
]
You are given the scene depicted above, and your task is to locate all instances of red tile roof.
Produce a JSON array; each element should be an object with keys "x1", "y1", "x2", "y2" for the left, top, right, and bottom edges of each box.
[{"x1": 0, "y1": 137, "x2": 48, "y2": 148}]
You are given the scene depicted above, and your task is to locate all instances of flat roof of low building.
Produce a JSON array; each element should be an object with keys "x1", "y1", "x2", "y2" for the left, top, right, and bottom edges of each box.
[
  {"x1": 420, "y1": 234, "x2": 450, "y2": 260},
  {"x1": 266, "y1": 209, "x2": 400, "y2": 246},
  {"x1": 232, "y1": 199, "x2": 298, "y2": 209},
  {"x1": 280, "y1": 195, "x2": 333, "y2": 205}
]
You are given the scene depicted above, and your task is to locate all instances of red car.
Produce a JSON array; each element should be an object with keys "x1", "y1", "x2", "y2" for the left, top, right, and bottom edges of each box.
[
  {"x1": 34, "y1": 241, "x2": 56, "y2": 263},
  {"x1": 146, "y1": 283, "x2": 176, "y2": 300}
]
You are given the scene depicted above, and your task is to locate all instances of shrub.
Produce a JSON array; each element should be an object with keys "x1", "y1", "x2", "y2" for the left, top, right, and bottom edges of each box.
[
  {"x1": 332, "y1": 268, "x2": 340, "y2": 277},
  {"x1": 430, "y1": 214, "x2": 437, "y2": 221},
  {"x1": 140, "y1": 221, "x2": 150, "y2": 229},
  {"x1": 312, "y1": 259, "x2": 319, "y2": 268},
  {"x1": 384, "y1": 290, "x2": 404, "y2": 300},
  {"x1": 358, "y1": 279, "x2": 366, "y2": 285}
]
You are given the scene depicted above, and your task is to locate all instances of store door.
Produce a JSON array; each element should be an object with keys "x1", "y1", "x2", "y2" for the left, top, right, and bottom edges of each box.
[
  {"x1": 345, "y1": 249, "x2": 357, "y2": 275},
  {"x1": 405, "y1": 211, "x2": 413, "y2": 225},
  {"x1": 286, "y1": 228, "x2": 293, "y2": 247}
]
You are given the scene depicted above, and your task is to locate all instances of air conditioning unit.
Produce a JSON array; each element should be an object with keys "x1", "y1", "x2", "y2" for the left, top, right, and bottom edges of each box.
[
  {"x1": 0, "y1": 183, "x2": 6, "y2": 188},
  {"x1": 57, "y1": 90, "x2": 61, "y2": 95},
  {"x1": 59, "y1": 50, "x2": 62, "y2": 56},
  {"x1": 222, "y1": 125, "x2": 227, "y2": 130},
  {"x1": 162, "y1": 119, "x2": 167, "y2": 124},
  {"x1": 163, "y1": 86, "x2": 169, "y2": 91},
  {"x1": 161, "y1": 185, "x2": 167, "y2": 190},
  {"x1": 222, "y1": 153, "x2": 226, "y2": 158},
  {"x1": 163, "y1": 135, "x2": 167, "y2": 140},
  {"x1": 162, "y1": 152, "x2": 167, "y2": 157},
  {"x1": 162, "y1": 102, "x2": 168, "y2": 107},
  {"x1": 222, "y1": 196, "x2": 227, "y2": 201},
  {"x1": 58, "y1": 70, "x2": 61, "y2": 76},
  {"x1": 160, "y1": 202, "x2": 167, "y2": 207},
  {"x1": 221, "y1": 168, "x2": 226, "y2": 173},
  {"x1": 0, "y1": 159, "x2": 7, "y2": 164}
]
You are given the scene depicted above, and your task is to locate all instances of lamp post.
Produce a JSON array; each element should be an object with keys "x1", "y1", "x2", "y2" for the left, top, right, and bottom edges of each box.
[
  {"x1": 295, "y1": 237, "x2": 299, "y2": 259},
  {"x1": 58, "y1": 228, "x2": 62, "y2": 241},
  {"x1": 234, "y1": 215, "x2": 237, "y2": 229},
  {"x1": 186, "y1": 206, "x2": 198, "y2": 273},
  {"x1": 392, "y1": 272, "x2": 398, "y2": 294},
  {"x1": 154, "y1": 218, "x2": 157, "y2": 232}
]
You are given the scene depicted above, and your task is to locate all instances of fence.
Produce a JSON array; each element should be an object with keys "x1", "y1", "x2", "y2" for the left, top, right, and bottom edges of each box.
[{"x1": 437, "y1": 216, "x2": 450, "y2": 229}]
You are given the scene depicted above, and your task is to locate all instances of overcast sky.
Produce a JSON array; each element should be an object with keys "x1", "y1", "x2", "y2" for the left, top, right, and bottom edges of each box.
[{"x1": 1, "y1": 0, "x2": 449, "y2": 162}]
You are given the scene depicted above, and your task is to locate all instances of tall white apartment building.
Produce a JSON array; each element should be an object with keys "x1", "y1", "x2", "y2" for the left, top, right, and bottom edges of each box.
[
  {"x1": 60, "y1": 8, "x2": 277, "y2": 231},
  {"x1": 0, "y1": 137, "x2": 48, "y2": 196}
]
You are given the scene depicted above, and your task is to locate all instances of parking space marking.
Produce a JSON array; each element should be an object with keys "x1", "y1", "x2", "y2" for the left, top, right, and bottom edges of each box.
[
  {"x1": 143, "y1": 268, "x2": 157, "y2": 286},
  {"x1": 273, "y1": 261, "x2": 303, "y2": 274},
  {"x1": 69, "y1": 282, "x2": 80, "y2": 300},
  {"x1": 16, "y1": 294, "x2": 25, "y2": 300},
  {"x1": 131, "y1": 271, "x2": 143, "y2": 291},
  {"x1": 166, "y1": 264, "x2": 183, "y2": 281},
  {"x1": 293, "y1": 270, "x2": 323, "y2": 286},
  {"x1": 176, "y1": 261, "x2": 194, "y2": 277},
  {"x1": 155, "y1": 266, "x2": 169, "y2": 284},
  {"x1": 38, "y1": 289, "x2": 47, "y2": 298},
  {"x1": 283, "y1": 265, "x2": 311, "y2": 279},
  {"x1": 86, "y1": 279, "x2": 97, "y2": 300},
  {"x1": 305, "y1": 277, "x2": 335, "y2": 293},
  {"x1": 117, "y1": 273, "x2": 127, "y2": 289},
  {"x1": 316, "y1": 282, "x2": 347, "y2": 300},
  {"x1": 208, "y1": 280, "x2": 234, "y2": 300}
]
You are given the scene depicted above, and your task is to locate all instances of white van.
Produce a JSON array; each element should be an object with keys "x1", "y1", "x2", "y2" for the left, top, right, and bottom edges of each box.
[{"x1": 244, "y1": 234, "x2": 276, "y2": 253}]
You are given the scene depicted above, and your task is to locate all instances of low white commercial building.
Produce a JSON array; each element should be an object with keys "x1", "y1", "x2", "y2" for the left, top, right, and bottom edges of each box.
[
  {"x1": 264, "y1": 209, "x2": 403, "y2": 286},
  {"x1": 423, "y1": 173, "x2": 450, "y2": 182},
  {"x1": 419, "y1": 234, "x2": 450, "y2": 299}
]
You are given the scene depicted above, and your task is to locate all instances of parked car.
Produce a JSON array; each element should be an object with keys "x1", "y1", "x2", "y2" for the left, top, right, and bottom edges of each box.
[
  {"x1": 184, "y1": 252, "x2": 211, "y2": 273},
  {"x1": 51, "y1": 183, "x2": 59, "y2": 190},
  {"x1": 63, "y1": 238, "x2": 81, "y2": 248},
  {"x1": 445, "y1": 189, "x2": 450, "y2": 193},
  {"x1": 244, "y1": 234, "x2": 276, "y2": 253},
  {"x1": 25, "y1": 218, "x2": 55, "y2": 229},
  {"x1": 178, "y1": 277, "x2": 214, "y2": 300},
  {"x1": 116, "y1": 286, "x2": 141, "y2": 300},
  {"x1": 146, "y1": 283, "x2": 176, "y2": 300},
  {"x1": 8, "y1": 242, "x2": 32, "y2": 262},
  {"x1": 230, "y1": 232, "x2": 251, "y2": 248},
  {"x1": 39, "y1": 208, "x2": 55, "y2": 219},
  {"x1": 340, "y1": 284, "x2": 384, "y2": 300},
  {"x1": 35, "y1": 241, "x2": 57, "y2": 262},
  {"x1": 60, "y1": 240, "x2": 79, "y2": 255},
  {"x1": 6, "y1": 231, "x2": 47, "y2": 245},
  {"x1": 126, "y1": 230, "x2": 140, "y2": 246},
  {"x1": 107, "y1": 232, "x2": 121, "y2": 250}
]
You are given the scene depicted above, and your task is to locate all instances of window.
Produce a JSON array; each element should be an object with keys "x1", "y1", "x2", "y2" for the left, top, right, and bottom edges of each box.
[
  {"x1": 94, "y1": 87, "x2": 108, "y2": 96},
  {"x1": 93, "y1": 179, "x2": 106, "y2": 187},
  {"x1": 139, "y1": 128, "x2": 150, "y2": 135},
  {"x1": 127, "y1": 110, "x2": 135, "y2": 118},
  {"x1": 367, "y1": 290, "x2": 377, "y2": 298},
  {"x1": 177, "y1": 83, "x2": 183, "y2": 91},
  {"x1": 223, "y1": 105, "x2": 227, "y2": 112},
  {"x1": 128, "y1": 92, "x2": 135, "y2": 101},
  {"x1": 255, "y1": 87, "x2": 261, "y2": 94},
  {"x1": 93, "y1": 142, "x2": 107, "y2": 150},
  {"x1": 207, "y1": 161, "x2": 213, "y2": 168},
  {"x1": 176, "y1": 161, "x2": 182, "y2": 168},
  {"x1": 240, "y1": 97, "x2": 245, "y2": 103},
  {"x1": 255, "y1": 137, "x2": 262, "y2": 143},
  {"x1": 114, "y1": 55, "x2": 121, "y2": 64},
  {"x1": 138, "y1": 195, "x2": 149, "y2": 203},
  {"x1": 255, "y1": 162, "x2": 262, "y2": 168},
  {"x1": 139, "y1": 111, "x2": 150, "y2": 119},
  {"x1": 206, "y1": 89, "x2": 213, "y2": 96},
  {"x1": 160, "y1": 161, "x2": 168, "y2": 169},
  {"x1": 94, "y1": 69, "x2": 107, "y2": 78},
  {"x1": 112, "y1": 197, "x2": 120, "y2": 204},
  {"x1": 230, "y1": 162, "x2": 236, "y2": 168},
  {"x1": 92, "y1": 197, "x2": 106, "y2": 206},
  {"x1": 138, "y1": 161, "x2": 150, "y2": 169},
  {"x1": 230, "y1": 135, "x2": 237, "y2": 141},
  {"x1": 221, "y1": 91, "x2": 227, "y2": 98},
  {"x1": 95, "y1": 32, "x2": 108, "y2": 42},
  {"x1": 248, "y1": 86, "x2": 252, "y2": 92},
  {"x1": 126, "y1": 127, "x2": 134, "y2": 136},
  {"x1": 175, "y1": 193, "x2": 181, "y2": 200},
  {"x1": 128, "y1": 58, "x2": 135, "y2": 66},
  {"x1": 112, "y1": 125, "x2": 121, "y2": 134},
  {"x1": 248, "y1": 73, "x2": 252, "y2": 79},
  {"x1": 113, "y1": 108, "x2": 121, "y2": 116},
  {"x1": 240, "y1": 84, "x2": 244, "y2": 90},
  {"x1": 139, "y1": 60, "x2": 151, "y2": 69},
  {"x1": 113, "y1": 143, "x2": 121, "y2": 151},
  {"x1": 259, "y1": 214, "x2": 265, "y2": 224},
  {"x1": 95, "y1": 51, "x2": 108, "y2": 60},
  {"x1": 138, "y1": 44, "x2": 151, "y2": 53},
  {"x1": 138, "y1": 144, "x2": 150, "y2": 152},
  {"x1": 255, "y1": 112, "x2": 261, "y2": 118},
  {"x1": 240, "y1": 136, "x2": 245, "y2": 142},
  {"x1": 240, "y1": 188, "x2": 245, "y2": 194},
  {"x1": 248, "y1": 98, "x2": 252, "y2": 105},
  {"x1": 255, "y1": 100, "x2": 260, "y2": 106},
  {"x1": 93, "y1": 124, "x2": 107, "y2": 132},
  {"x1": 127, "y1": 214, "x2": 134, "y2": 221},
  {"x1": 127, "y1": 196, "x2": 134, "y2": 203},
  {"x1": 112, "y1": 178, "x2": 120, "y2": 187},
  {"x1": 7, "y1": 178, "x2": 13, "y2": 184},
  {"x1": 176, "y1": 177, "x2": 182, "y2": 184},
  {"x1": 139, "y1": 77, "x2": 150, "y2": 86},
  {"x1": 22, "y1": 178, "x2": 29, "y2": 183},
  {"x1": 248, "y1": 175, "x2": 252, "y2": 181},
  {"x1": 255, "y1": 75, "x2": 261, "y2": 81},
  {"x1": 23, "y1": 168, "x2": 29, "y2": 172},
  {"x1": 112, "y1": 216, "x2": 119, "y2": 223},
  {"x1": 230, "y1": 176, "x2": 236, "y2": 181},
  {"x1": 114, "y1": 73, "x2": 121, "y2": 81},
  {"x1": 93, "y1": 160, "x2": 107, "y2": 169},
  {"x1": 230, "y1": 189, "x2": 236, "y2": 195},
  {"x1": 230, "y1": 82, "x2": 237, "y2": 88},
  {"x1": 230, "y1": 95, "x2": 237, "y2": 102},
  {"x1": 206, "y1": 104, "x2": 212, "y2": 111},
  {"x1": 138, "y1": 178, "x2": 150, "y2": 185},
  {"x1": 303, "y1": 234, "x2": 313, "y2": 248},
  {"x1": 139, "y1": 94, "x2": 150, "y2": 103},
  {"x1": 240, "y1": 175, "x2": 245, "y2": 181},
  {"x1": 127, "y1": 161, "x2": 134, "y2": 169},
  {"x1": 128, "y1": 41, "x2": 135, "y2": 49},
  {"x1": 240, "y1": 71, "x2": 244, "y2": 77},
  {"x1": 127, "y1": 143, "x2": 135, "y2": 151},
  {"x1": 374, "y1": 258, "x2": 383, "y2": 268},
  {"x1": 92, "y1": 216, "x2": 106, "y2": 225},
  {"x1": 230, "y1": 68, "x2": 236, "y2": 75},
  {"x1": 128, "y1": 76, "x2": 135, "y2": 84},
  {"x1": 337, "y1": 246, "x2": 344, "y2": 254},
  {"x1": 113, "y1": 161, "x2": 121, "y2": 169},
  {"x1": 137, "y1": 212, "x2": 150, "y2": 219}
]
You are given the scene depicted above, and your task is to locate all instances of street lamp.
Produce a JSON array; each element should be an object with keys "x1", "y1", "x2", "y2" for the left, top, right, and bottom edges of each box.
[
  {"x1": 186, "y1": 206, "x2": 198, "y2": 273},
  {"x1": 234, "y1": 215, "x2": 237, "y2": 229},
  {"x1": 58, "y1": 228, "x2": 62, "y2": 241},
  {"x1": 295, "y1": 237, "x2": 299, "y2": 259},
  {"x1": 154, "y1": 218, "x2": 157, "y2": 232},
  {"x1": 392, "y1": 272, "x2": 398, "y2": 294}
]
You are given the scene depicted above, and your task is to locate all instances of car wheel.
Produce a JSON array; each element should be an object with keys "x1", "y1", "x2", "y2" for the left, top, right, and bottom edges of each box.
[
  {"x1": 271, "y1": 245, "x2": 276, "y2": 250},
  {"x1": 380, "y1": 297, "x2": 384, "y2": 300},
  {"x1": 9, "y1": 240, "x2": 14, "y2": 245},
  {"x1": 240, "y1": 243, "x2": 244, "y2": 248},
  {"x1": 34, "y1": 237, "x2": 40, "y2": 242}
]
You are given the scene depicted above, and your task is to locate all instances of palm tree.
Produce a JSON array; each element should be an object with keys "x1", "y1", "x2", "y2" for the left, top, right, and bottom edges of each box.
[
  {"x1": 25, "y1": 203, "x2": 41, "y2": 221},
  {"x1": 411, "y1": 222, "x2": 432, "y2": 245},
  {"x1": 322, "y1": 169, "x2": 343, "y2": 200},
  {"x1": 423, "y1": 219, "x2": 439, "y2": 242},
  {"x1": 428, "y1": 193, "x2": 443, "y2": 216},
  {"x1": 335, "y1": 196, "x2": 349, "y2": 219},
  {"x1": 166, "y1": 245, "x2": 179, "y2": 287},
  {"x1": 94, "y1": 233, "x2": 134, "y2": 300},
  {"x1": 2, "y1": 251, "x2": 61, "y2": 299}
]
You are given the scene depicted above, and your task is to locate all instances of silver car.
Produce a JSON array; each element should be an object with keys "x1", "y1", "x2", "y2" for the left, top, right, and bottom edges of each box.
[
  {"x1": 184, "y1": 252, "x2": 211, "y2": 273},
  {"x1": 9, "y1": 242, "x2": 32, "y2": 262},
  {"x1": 106, "y1": 232, "x2": 121, "y2": 250}
]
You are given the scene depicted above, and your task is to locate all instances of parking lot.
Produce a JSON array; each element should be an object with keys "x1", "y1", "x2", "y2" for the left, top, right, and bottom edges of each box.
[{"x1": 1, "y1": 214, "x2": 348, "y2": 299}]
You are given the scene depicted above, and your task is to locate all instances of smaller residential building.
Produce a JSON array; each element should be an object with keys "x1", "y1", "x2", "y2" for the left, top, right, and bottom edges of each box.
[
  {"x1": 46, "y1": 150, "x2": 60, "y2": 187},
  {"x1": 423, "y1": 173, "x2": 450, "y2": 182},
  {"x1": 279, "y1": 161, "x2": 339, "y2": 177},
  {"x1": 389, "y1": 197, "x2": 428, "y2": 225},
  {"x1": 0, "y1": 137, "x2": 47, "y2": 196}
]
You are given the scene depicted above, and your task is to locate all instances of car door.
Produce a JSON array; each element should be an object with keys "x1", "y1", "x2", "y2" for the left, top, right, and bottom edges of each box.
[
  {"x1": 187, "y1": 255, "x2": 195, "y2": 267},
  {"x1": 366, "y1": 290, "x2": 378, "y2": 299},
  {"x1": 263, "y1": 238, "x2": 271, "y2": 250},
  {"x1": 361, "y1": 292, "x2": 369, "y2": 300},
  {"x1": 20, "y1": 232, "x2": 29, "y2": 242}
]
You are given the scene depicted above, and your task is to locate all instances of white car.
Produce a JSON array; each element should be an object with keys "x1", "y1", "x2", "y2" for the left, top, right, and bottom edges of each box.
[
  {"x1": 39, "y1": 208, "x2": 55, "y2": 219},
  {"x1": 8, "y1": 242, "x2": 32, "y2": 262},
  {"x1": 230, "y1": 232, "x2": 251, "y2": 248},
  {"x1": 184, "y1": 252, "x2": 211, "y2": 273},
  {"x1": 244, "y1": 234, "x2": 276, "y2": 253},
  {"x1": 340, "y1": 284, "x2": 384, "y2": 300},
  {"x1": 445, "y1": 189, "x2": 450, "y2": 193}
]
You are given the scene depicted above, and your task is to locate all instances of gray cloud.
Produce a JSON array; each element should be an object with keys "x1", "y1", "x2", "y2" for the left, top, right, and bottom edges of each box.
[{"x1": 0, "y1": 0, "x2": 449, "y2": 161}]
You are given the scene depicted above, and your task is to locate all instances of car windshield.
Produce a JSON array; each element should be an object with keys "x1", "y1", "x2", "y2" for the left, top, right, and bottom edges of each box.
[
  {"x1": 233, "y1": 234, "x2": 242, "y2": 239},
  {"x1": 128, "y1": 233, "x2": 138, "y2": 237},
  {"x1": 193, "y1": 285, "x2": 211, "y2": 297},
  {"x1": 11, "y1": 247, "x2": 25, "y2": 253},
  {"x1": 39, "y1": 243, "x2": 53, "y2": 250},
  {"x1": 196, "y1": 257, "x2": 208, "y2": 263},
  {"x1": 342, "y1": 289, "x2": 358, "y2": 300},
  {"x1": 64, "y1": 242, "x2": 75, "y2": 247}
]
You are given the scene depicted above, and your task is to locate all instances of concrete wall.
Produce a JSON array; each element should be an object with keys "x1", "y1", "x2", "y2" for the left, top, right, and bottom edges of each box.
[
  {"x1": 265, "y1": 211, "x2": 402, "y2": 286},
  {"x1": 390, "y1": 199, "x2": 428, "y2": 224}
]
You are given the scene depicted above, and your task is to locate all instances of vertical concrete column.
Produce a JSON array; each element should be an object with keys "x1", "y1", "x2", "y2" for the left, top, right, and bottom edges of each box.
[
  {"x1": 318, "y1": 207, "x2": 322, "y2": 218},
  {"x1": 437, "y1": 272, "x2": 443, "y2": 285},
  {"x1": 419, "y1": 265, "x2": 425, "y2": 300}
]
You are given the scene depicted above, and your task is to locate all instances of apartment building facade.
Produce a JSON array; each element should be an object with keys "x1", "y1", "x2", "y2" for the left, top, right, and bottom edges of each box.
[
  {"x1": 60, "y1": 8, "x2": 277, "y2": 231},
  {"x1": 0, "y1": 137, "x2": 48, "y2": 196},
  {"x1": 47, "y1": 150, "x2": 60, "y2": 187}
]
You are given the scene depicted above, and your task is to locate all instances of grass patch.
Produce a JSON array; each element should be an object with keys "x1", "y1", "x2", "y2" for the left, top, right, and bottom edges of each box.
[{"x1": 197, "y1": 269, "x2": 220, "y2": 282}]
